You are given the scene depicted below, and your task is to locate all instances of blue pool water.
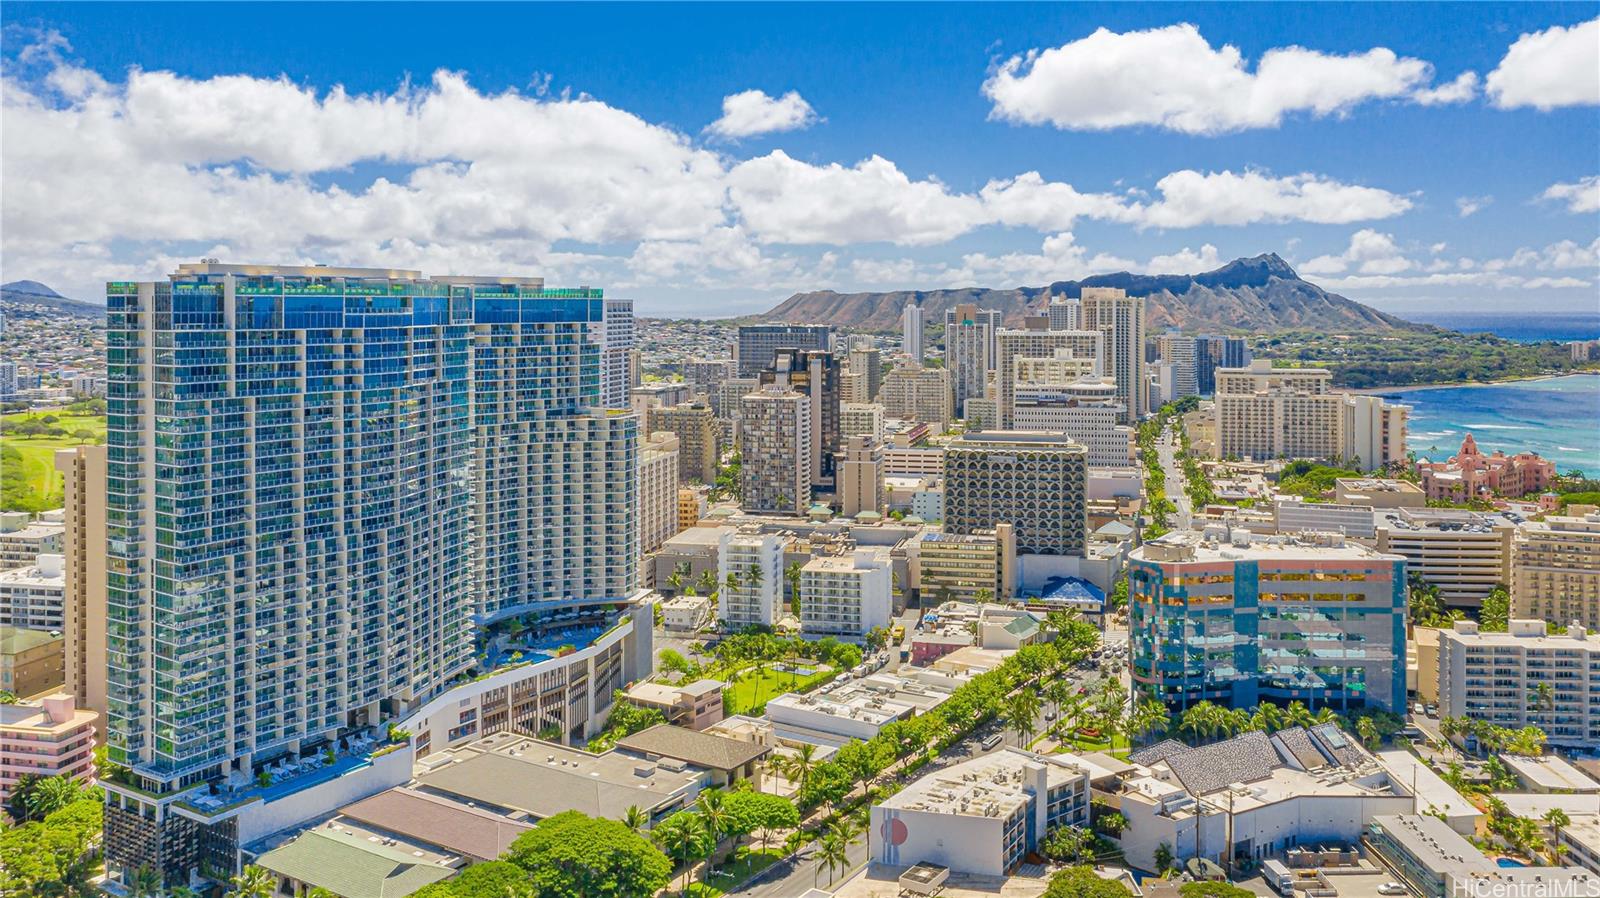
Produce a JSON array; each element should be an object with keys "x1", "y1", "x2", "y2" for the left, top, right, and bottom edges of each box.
[{"x1": 1496, "y1": 857, "x2": 1528, "y2": 868}]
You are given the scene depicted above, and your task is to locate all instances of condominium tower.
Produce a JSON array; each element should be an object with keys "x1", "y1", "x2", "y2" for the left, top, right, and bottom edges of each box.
[
  {"x1": 104, "y1": 263, "x2": 474, "y2": 793},
  {"x1": 993, "y1": 327, "x2": 1102, "y2": 429},
  {"x1": 1046, "y1": 296, "x2": 1081, "y2": 331},
  {"x1": 740, "y1": 384, "x2": 813, "y2": 515},
  {"x1": 901, "y1": 303, "x2": 924, "y2": 362},
  {"x1": 759, "y1": 348, "x2": 840, "y2": 486},
  {"x1": 646, "y1": 402, "x2": 719, "y2": 484},
  {"x1": 736, "y1": 324, "x2": 831, "y2": 376},
  {"x1": 880, "y1": 361, "x2": 953, "y2": 430},
  {"x1": 943, "y1": 431, "x2": 1088, "y2": 557},
  {"x1": 599, "y1": 297, "x2": 635, "y2": 409},
  {"x1": 469, "y1": 280, "x2": 638, "y2": 619},
  {"x1": 1438, "y1": 619, "x2": 1599, "y2": 747},
  {"x1": 1079, "y1": 288, "x2": 1146, "y2": 423},
  {"x1": 1511, "y1": 511, "x2": 1600, "y2": 631},
  {"x1": 1214, "y1": 360, "x2": 1406, "y2": 470},
  {"x1": 945, "y1": 304, "x2": 1001, "y2": 416},
  {"x1": 53, "y1": 445, "x2": 108, "y2": 721}
]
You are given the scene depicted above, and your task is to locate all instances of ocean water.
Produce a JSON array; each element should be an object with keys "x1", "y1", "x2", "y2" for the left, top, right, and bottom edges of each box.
[
  {"x1": 1400, "y1": 311, "x2": 1600, "y2": 343},
  {"x1": 1389, "y1": 374, "x2": 1600, "y2": 474}
]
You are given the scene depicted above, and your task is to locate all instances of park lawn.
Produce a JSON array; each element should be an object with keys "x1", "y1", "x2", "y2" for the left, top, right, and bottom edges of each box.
[
  {"x1": 1, "y1": 410, "x2": 107, "y2": 512},
  {"x1": 680, "y1": 848, "x2": 785, "y2": 897},
  {"x1": 723, "y1": 664, "x2": 835, "y2": 716},
  {"x1": 1058, "y1": 730, "x2": 1131, "y2": 754}
]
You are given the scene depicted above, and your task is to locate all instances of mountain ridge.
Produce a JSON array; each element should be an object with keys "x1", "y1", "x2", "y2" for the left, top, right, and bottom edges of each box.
[
  {"x1": 1, "y1": 280, "x2": 107, "y2": 318},
  {"x1": 761, "y1": 253, "x2": 1420, "y2": 333}
]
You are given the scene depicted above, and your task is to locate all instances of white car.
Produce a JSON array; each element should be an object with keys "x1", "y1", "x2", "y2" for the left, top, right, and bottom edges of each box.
[{"x1": 1378, "y1": 883, "x2": 1408, "y2": 895}]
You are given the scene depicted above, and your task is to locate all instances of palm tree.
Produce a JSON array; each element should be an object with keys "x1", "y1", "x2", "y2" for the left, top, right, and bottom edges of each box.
[
  {"x1": 654, "y1": 813, "x2": 709, "y2": 893},
  {"x1": 1005, "y1": 688, "x2": 1041, "y2": 747},
  {"x1": 1284, "y1": 700, "x2": 1315, "y2": 729},
  {"x1": 24, "y1": 774, "x2": 85, "y2": 820},
  {"x1": 1251, "y1": 703, "x2": 1284, "y2": 734},
  {"x1": 817, "y1": 819, "x2": 861, "y2": 886},
  {"x1": 129, "y1": 865, "x2": 162, "y2": 898},
  {"x1": 697, "y1": 569, "x2": 719, "y2": 598},
  {"x1": 227, "y1": 865, "x2": 277, "y2": 898},
  {"x1": 1529, "y1": 682, "x2": 1556, "y2": 716},
  {"x1": 1153, "y1": 842, "x2": 1176, "y2": 875},
  {"x1": 1543, "y1": 808, "x2": 1571, "y2": 864},
  {"x1": 786, "y1": 743, "x2": 819, "y2": 796},
  {"x1": 1356, "y1": 716, "x2": 1381, "y2": 749},
  {"x1": 1044, "y1": 678, "x2": 1074, "y2": 730},
  {"x1": 170, "y1": 888, "x2": 200, "y2": 898},
  {"x1": 697, "y1": 791, "x2": 731, "y2": 874},
  {"x1": 623, "y1": 804, "x2": 650, "y2": 832},
  {"x1": 1128, "y1": 699, "x2": 1170, "y2": 745}
]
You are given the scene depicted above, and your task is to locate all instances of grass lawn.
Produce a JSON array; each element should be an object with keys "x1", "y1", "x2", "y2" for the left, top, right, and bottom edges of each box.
[
  {"x1": 1, "y1": 409, "x2": 107, "y2": 512},
  {"x1": 723, "y1": 664, "x2": 835, "y2": 716},
  {"x1": 677, "y1": 847, "x2": 785, "y2": 897},
  {"x1": 1057, "y1": 729, "x2": 1131, "y2": 754}
]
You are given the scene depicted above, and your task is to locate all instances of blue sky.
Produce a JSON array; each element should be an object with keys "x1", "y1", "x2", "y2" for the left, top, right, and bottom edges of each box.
[{"x1": 2, "y1": 2, "x2": 1596, "y2": 318}]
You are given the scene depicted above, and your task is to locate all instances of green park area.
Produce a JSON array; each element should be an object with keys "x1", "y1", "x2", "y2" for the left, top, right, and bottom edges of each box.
[
  {"x1": 721, "y1": 663, "x2": 836, "y2": 717},
  {"x1": 1, "y1": 402, "x2": 107, "y2": 512}
]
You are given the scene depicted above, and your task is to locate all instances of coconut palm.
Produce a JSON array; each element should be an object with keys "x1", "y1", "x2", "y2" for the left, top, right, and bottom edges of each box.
[
  {"x1": 1284, "y1": 700, "x2": 1315, "y2": 729},
  {"x1": 653, "y1": 813, "x2": 709, "y2": 893},
  {"x1": 817, "y1": 819, "x2": 861, "y2": 886},
  {"x1": 1544, "y1": 808, "x2": 1571, "y2": 864},
  {"x1": 226, "y1": 865, "x2": 277, "y2": 898},
  {"x1": 129, "y1": 865, "x2": 162, "y2": 898},
  {"x1": 1356, "y1": 716, "x2": 1381, "y2": 749},
  {"x1": 623, "y1": 804, "x2": 650, "y2": 832},
  {"x1": 785, "y1": 743, "x2": 819, "y2": 795},
  {"x1": 697, "y1": 569, "x2": 719, "y2": 598},
  {"x1": 697, "y1": 791, "x2": 731, "y2": 873},
  {"x1": 1529, "y1": 682, "x2": 1556, "y2": 715},
  {"x1": 1251, "y1": 703, "x2": 1284, "y2": 734},
  {"x1": 1005, "y1": 688, "x2": 1041, "y2": 747}
]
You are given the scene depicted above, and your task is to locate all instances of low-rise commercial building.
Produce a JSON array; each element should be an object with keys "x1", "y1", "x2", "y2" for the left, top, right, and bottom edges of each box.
[
  {"x1": 1129, "y1": 526, "x2": 1407, "y2": 714},
  {"x1": 906, "y1": 530, "x2": 1004, "y2": 602},
  {"x1": 652, "y1": 526, "x2": 733, "y2": 595},
  {"x1": 0, "y1": 693, "x2": 96, "y2": 806},
  {"x1": 614, "y1": 723, "x2": 770, "y2": 789},
  {"x1": 661, "y1": 594, "x2": 712, "y2": 631},
  {"x1": 0, "y1": 553, "x2": 65, "y2": 631},
  {"x1": 624, "y1": 680, "x2": 726, "y2": 731},
  {"x1": 1365, "y1": 814, "x2": 1594, "y2": 898},
  {"x1": 1116, "y1": 726, "x2": 1415, "y2": 873},
  {"x1": 1438, "y1": 618, "x2": 1600, "y2": 748},
  {"x1": 1333, "y1": 478, "x2": 1425, "y2": 508},
  {"x1": 870, "y1": 748, "x2": 1094, "y2": 876},
  {"x1": 0, "y1": 625, "x2": 64, "y2": 698}
]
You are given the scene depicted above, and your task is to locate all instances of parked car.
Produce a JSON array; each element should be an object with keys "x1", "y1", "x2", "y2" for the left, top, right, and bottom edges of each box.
[
  {"x1": 1378, "y1": 883, "x2": 1409, "y2": 895},
  {"x1": 981, "y1": 733, "x2": 1004, "y2": 751}
]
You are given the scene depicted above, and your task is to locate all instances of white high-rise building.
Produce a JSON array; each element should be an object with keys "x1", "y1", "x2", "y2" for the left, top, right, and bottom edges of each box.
[
  {"x1": 1046, "y1": 296, "x2": 1081, "y2": 331},
  {"x1": 1012, "y1": 382, "x2": 1134, "y2": 468},
  {"x1": 1439, "y1": 619, "x2": 1600, "y2": 748},
  {"x1": 994, "y1": 329, "x2": 1102, "y2": 429},
  {"x1": 640, "y1": 433, "x2": 681, "y2": 558},
  {"x1": 800, "y1": 548, "x2": 892, "y2": 637},
  {"x1": 1080, "y1": 288, "x2": 1146, "y2": 424},
  {"x1": 718, "y1": 531, "x2": 784, "y2": 627},
  {"x1": 840, "y1": 402, "x2": 885, "y2": 441},
  {"x1": 1155, "y1": 333, "x2": 1198, "y2": 400},
  {"x1": 600, "y1": 298, "x2": 635, "y2": 410},
  {"x1": 945, "y1": 304, "x2": 995, "y2": 417},
  {"x1": 881, "y1": 362, "x2": 953, "y2": 429},
  {"x1": 901, "y1": 303, "x2": 924, "y2": 361},
  {"x1": 1214, "y1": 360, "x2": 1407, "y2": 470},
  {"x1": 1511, "y1": 511, "x2": 1600, "y2": 632}
]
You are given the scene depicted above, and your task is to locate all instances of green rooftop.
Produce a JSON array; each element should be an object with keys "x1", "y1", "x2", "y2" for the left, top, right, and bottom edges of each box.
[
  {"x1": 0, "y1": 626, "x2": 62, "y2": 655},
  {"x1": 254, "y1": 828, "x2": 455, "y2": 898}
]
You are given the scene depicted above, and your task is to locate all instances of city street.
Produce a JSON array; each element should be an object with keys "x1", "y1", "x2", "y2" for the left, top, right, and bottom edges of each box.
[{"x1": 1157, "y1": 424, "x2": 1194, "y2": 529}]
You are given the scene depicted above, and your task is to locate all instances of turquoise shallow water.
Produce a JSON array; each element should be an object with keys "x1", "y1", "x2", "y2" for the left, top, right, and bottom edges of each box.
[{"x1": 1388, "y1": 374, "x2": 1600, "y2": 475}]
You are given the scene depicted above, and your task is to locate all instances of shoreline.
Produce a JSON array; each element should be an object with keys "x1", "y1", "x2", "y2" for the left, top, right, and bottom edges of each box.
[{"x1": 1350, "y1": 371, "x2": 1599, "y2": 395}]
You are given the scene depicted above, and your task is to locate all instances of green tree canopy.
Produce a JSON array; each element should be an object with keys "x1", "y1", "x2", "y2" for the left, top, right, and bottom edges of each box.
[
  {"x1": 1044, "y1": 865, "x2": 1133, "y2": 898},
  {"x1": 505, "y1": 810, "x2": 672, "y2": 898}
]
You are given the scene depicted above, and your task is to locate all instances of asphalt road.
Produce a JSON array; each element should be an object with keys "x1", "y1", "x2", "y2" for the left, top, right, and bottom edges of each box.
[
  {"x1": 728, "y1": 829, "x2": 869, "y2": 897},
  {"x1": 1157, "y1": 424, "x2": 1194, "y2": 529}
]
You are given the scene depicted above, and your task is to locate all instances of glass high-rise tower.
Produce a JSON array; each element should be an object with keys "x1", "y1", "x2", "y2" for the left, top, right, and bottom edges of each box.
[
  {"x1": 104, "y1": 264, "x2": 474, "y2": 785},
  {"x1": 463, "y1": 280, "x2": 638, "y2": 620}
]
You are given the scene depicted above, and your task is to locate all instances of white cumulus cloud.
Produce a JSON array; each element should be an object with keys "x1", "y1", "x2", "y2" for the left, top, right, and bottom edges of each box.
[
  {"x1": 1145, "y1": 244, "x2": 1224, "y2": 275},
  {"x1": 705, "y1": 89, "x2": 819, "y2": 140},
  {"x1": 1136, "y1": 170, "x2": 1413, "y2": 229},
  {"x1": 1485, "y1": 17, "x2": 1600, "y2": 109},
  {"x1": 982, "y1": 23, "x2": 1463, "y2": 134},
  {"x1": 1540, "y1": 176, "x2": 1600, "y2": 214},
  {"x1": 1300, "y1": 228, "x2": 1413, "y2": 276}
]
